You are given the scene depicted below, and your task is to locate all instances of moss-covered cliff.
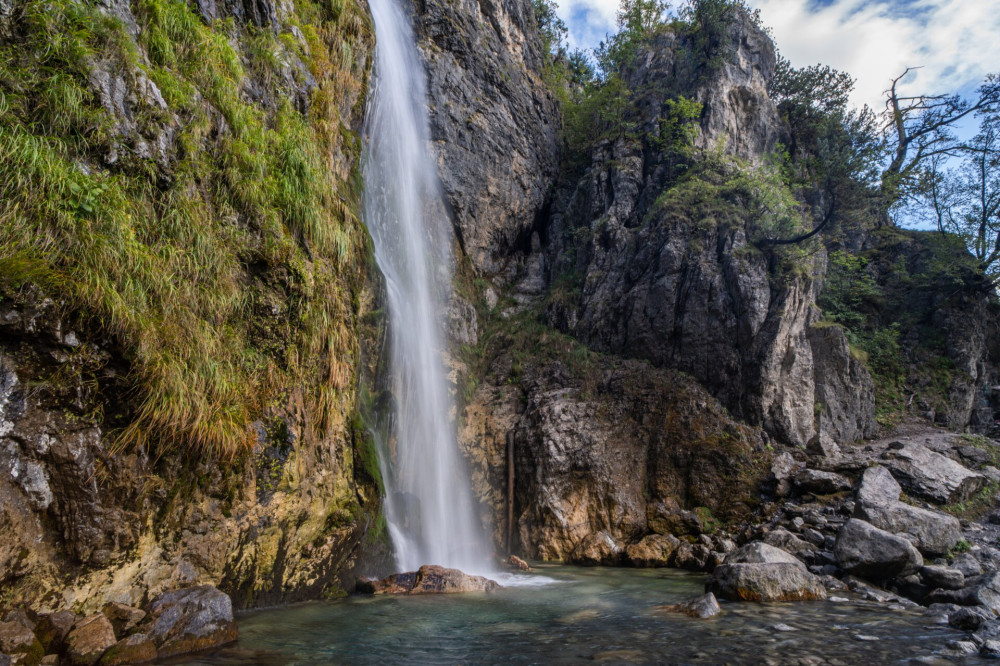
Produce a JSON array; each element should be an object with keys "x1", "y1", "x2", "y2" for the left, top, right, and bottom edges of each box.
[{"x1": 0, "y1": 0, "x2": 390, "y2": 611}]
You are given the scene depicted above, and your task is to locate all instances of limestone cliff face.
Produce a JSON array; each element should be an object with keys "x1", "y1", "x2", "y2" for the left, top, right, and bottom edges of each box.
[
  {"x1": 413, "y1": 0, "x2": 561, "y2": 275},
  {"x1": 536, "y1": 14, "x2": 874, "y2": 448},
  {"x1": 0, "y1": 0, "x2": 390, "y2": 612}
]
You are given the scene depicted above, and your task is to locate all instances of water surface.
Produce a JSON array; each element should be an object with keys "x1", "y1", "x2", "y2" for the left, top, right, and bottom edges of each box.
[{"x1": 181, "y1": 565, "x2": 976, "y2": 664}]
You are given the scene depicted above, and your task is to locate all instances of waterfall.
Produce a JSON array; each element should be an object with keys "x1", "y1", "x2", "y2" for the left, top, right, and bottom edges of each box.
[{"x1": 361, "y1": 0, "x2": 493, "y2": 574}]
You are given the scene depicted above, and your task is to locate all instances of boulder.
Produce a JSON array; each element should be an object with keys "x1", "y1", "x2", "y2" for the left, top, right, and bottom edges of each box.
[
  {"x1": 357, "y1": 565, "x2": 500, "y2": 595},
  {"x1": 97, "y1": 634, "x2": 157, "y2": 665},
  {"x1": 771, "y1": 452, "x2": 801, "y2": 497},
  {"x1": 793, "y1": 469, "x2": 851, "y2": 495},
  {"x1": 673, "y1": 543, "x2": 712, "y2": 572},
  {"x1": 146, "y1": 585, "x2": 239, "y2": 659},
  {"x1": 707, "y1": 542, "x2": 827, "y2": 602},
  {"x1": 34, "y1": 611, "x2": 77, "y2": 654},
  {"x1": 949, "y1": 606, "x2": 994, "y2": 631},
  {"x1": 65, "y1": 614, "x2": 117, "y2": 666},
  {"x1": 854, "y1": 500, "x2": 961, "y2": 556},
  {"x1": 927, "y1": 572, "x2": 1000, "y2": 613},
  {"x1": 806, "y1": 431, "x2": 841, "y2": 459},
  {"x1": 569, "y1": 531, "x2": 622, "y2": 566},
  {"x1": 101, "y1": 603, "x2": 145, "y2": 637},
  {"x1": 661, "y1": 593, "x2": 721, "y2": 619},
  {"x1": 952, "y1": 553, "x2": 984, "y2": 577},
  {"x1": 506, "y1": 555, "x2": 531, "y2": 571},
  {"x1": 855, "y1": 466, "x2": 901, "y2": 506},
  {"x1": 921, "y1": 565, "x2": 965, "y2": 590},
  {"x1": 881, "y1": 443, "x2": 986, "y2": 504},
  {"x1": 833, "y1": 519, "x2": 922, "y2": 580},
  {"x1": 762, "y1": 528, "x2": 813, "y2": 556},
  {"x1": 625, "y1": 534, "x2": 680, "y2": 567},
  {"x1": 0, "y1": 622, "x2": 43, "y2": 666}
]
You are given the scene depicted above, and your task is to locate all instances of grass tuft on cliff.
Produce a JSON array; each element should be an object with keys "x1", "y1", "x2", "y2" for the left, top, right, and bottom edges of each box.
[{"x1": 0, "y1": 0, "x2": 373, "y2": 457}]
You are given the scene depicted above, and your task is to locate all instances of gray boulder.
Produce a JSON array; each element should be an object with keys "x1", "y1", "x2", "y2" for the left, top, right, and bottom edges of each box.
[
  {"x1": 921, "y1": 565, "x2": 965, "y2": 590},
  {"x1": 707, "y1": 542, "x2": 827, "y2": 602},
  {"x1": 854, "y1": 501, "x2": 960, "y2": 557},
  {"x1": 793, "y1": 469, "x2": 851, "y2": 495},
  {"x1": 855, "y1": 466, "x2": 901, "y2": 506},
  {"x1": 927, "y1": 572, "x2": 1000, "y2": 613},
  {"x1": 881, "y1": 443, "x2": 985, "y2": 504},
  {"x1": 853, "y1": 466, "x2": 960, "y2": 556},
  {"x1": 762, "y1": 528, "x2": 813, "y2": 555},
  {"x1": 147, "y1": 585, "x2": 238, "y2": 659},
  {"x1": 833, "y1": 519, "x2": 923, "y2": 580}
]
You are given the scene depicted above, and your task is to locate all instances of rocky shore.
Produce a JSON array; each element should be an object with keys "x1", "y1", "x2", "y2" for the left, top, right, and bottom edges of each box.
[
  {"x1": 617, "y1": 426, "x2": 1000, "y2": 659},
  {"x1": 0, "y1": 585, "x2": 236, "y2": 665}
]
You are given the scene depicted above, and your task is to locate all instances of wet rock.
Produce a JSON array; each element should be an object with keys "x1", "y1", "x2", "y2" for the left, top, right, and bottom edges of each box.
[
  {"x1": 147, "y1": 585, "x2": 238, "y2": 659},
  {"x1": 707, "y1": 542, "x2": 826, "y2": 602},
  {"x1": 570, "y1": 531, "x2": 623, "y2": 566},
  {"x1": 357, "y1": 565, "x2": 500, "y2": 596},
  {"x1": 97, "y1": 633, "x2": 157, "y2": 665},
  {"x1": 982, "y1": 640, "x2": 1000, "y2": 659},
  {"x1": 33, "y1": 611, "x2": 76, "y2": 654},
  {"x1": 793, "y1": 469, "x2": 851, "y2": 495},
  {"x1": 100, "y1": 603, "x2": 145, "y2": 637},
  {"x1": 66, "y1": 614, "x2": 117, "y2": 666},
  {"x1": 661, "y1": 593, "x2": 721, "y2": 619},
  {"x1": 674, "y1": 543, "x2": 712, "y2": 572},
  {"x1": 949, "y1": 606, "x2": 994, "y2": 630},
  {"x1": 625, "y1": 534, "x2": 680, "y2": 567},
  {"x1": 927, "y1": 571, "x2": 1000, "y2": 613},
  {"x1": 0, "y1": 621, "x2": 43, "y2": 666},
  {"x1": 833, "y1": 519, "x2": 923, "y2": 580},
  {"x1": 506, "y1": 555, "x2": 530, "y2": 571},
  {"x1": 921, "y1": 565, "x2": 965, "y2": 590},
  {"x1": 881, "y1": 443, "x2": 986, "y2": 504}
]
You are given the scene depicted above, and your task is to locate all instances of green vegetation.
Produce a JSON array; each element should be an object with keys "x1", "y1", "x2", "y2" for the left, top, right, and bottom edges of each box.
[{"x1": 0, "y1": 0, "x2": 374, "y2": 457}]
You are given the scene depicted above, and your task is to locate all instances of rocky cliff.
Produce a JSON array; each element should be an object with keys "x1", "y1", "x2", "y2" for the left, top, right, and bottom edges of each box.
[
  {"x1": 450, "y1": 7, "x2": 999, "y2": 563},
  {"x1": 0, "y1": 0, "x2": 390, "y2": 611}
]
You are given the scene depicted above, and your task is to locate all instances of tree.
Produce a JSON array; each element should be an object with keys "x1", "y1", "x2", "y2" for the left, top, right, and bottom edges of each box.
[
  {"x1": 906, "y1": 114, "x2": 1000, "y2": 284},
  {"x1": 879, "y1": 69, "x2": 1000, "y2": 217}
]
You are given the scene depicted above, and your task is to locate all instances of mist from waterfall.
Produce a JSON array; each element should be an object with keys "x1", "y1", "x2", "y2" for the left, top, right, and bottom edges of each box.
[{"x1": 361, "y1": 0, "x2": 493, "y2": 575}]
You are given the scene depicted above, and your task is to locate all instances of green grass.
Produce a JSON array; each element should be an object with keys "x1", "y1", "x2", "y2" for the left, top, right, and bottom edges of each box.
[{"x1": 0, "y1": 0, "x2": 374, "y2": 457}]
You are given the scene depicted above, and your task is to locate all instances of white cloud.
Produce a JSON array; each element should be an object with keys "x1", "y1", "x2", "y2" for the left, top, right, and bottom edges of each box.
[{"x1": 557, "y1": 0, "x2": 1000, "y2": 109}]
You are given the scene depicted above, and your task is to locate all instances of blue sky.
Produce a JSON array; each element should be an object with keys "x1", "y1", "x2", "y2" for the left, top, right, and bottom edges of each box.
[{"x1": 557, "y1": 0, "x2": 1000, "y2": 110}]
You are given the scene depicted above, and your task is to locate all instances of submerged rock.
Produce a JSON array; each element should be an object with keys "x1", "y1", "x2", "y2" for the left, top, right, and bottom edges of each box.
[
  {"x1": 661, "y1": 592, "x2": 721, "y2": 619},
  {"x1": 357, "y1": 565, "x2": 500, "y2": 595},
  {"x1": 833, "y1": 519, "x2": 922, "y2": 581},
  {"x1": 707, "y1": 542, "x2": 826, "y2": 602}
]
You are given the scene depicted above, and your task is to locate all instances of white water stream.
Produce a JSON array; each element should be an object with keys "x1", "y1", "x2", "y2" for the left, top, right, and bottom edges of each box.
[{"x1": 361, "y1": 0, "x2": 493, "y2": 575}]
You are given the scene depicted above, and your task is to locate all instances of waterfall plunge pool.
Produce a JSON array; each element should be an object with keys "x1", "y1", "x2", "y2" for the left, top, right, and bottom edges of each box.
[{"x1": 176, "y1": 564, "x2": 976, "y2": 664}]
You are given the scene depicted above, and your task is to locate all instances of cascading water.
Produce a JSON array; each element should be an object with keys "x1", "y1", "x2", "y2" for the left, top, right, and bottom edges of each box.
[{"x1": 361, "y1": 0, "x2": 492, "y2": 574}]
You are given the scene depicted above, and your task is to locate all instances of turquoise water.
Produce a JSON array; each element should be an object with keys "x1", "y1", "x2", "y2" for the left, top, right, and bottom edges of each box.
[{"x1": 180, "y1": 565, "x2": 975, "y2": 664}]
